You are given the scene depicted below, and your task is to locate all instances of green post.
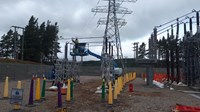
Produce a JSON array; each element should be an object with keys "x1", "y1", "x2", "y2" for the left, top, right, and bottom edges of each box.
[
  {"x1": 101, "y1": 79, "x2": 105, "y2": 101},
  {"x1": 70, "y1": 79, "x2": 74, "y2": 101},
  {"x1": 41, "y1": 78, "x2": 46, "y2": 99}
]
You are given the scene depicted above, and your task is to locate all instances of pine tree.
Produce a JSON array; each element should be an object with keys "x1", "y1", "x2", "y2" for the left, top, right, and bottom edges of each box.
[
  {"x1": 24, "y1": 16, "x2": 40, "y2": 62},
  {"x1": 0, "y1": 15, "x2": 61, "y2": 63},
  {"x1": 0, "y1": 30, "x2": 15, "y2": 58},
  {"x1": 138, "y1": 42, "x2": 146, "y2": 59},
  {"x1": 0, "y1": 35, "x2": 6, "y2": 57},
  {"x1": 39, "y1": 22, "x2": 46, "y2": 62},
  {"x1": 42, "y1": 21, "x2": 60, "y2": 63}
]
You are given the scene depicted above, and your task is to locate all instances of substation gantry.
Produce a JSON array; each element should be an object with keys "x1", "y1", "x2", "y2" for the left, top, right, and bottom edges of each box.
[
  {"x1": 183, "y1": 11, "x2": 200, "y2": 86},
  {"x1": 147, "y1": 10, "x2": 200, "y2": 86}
]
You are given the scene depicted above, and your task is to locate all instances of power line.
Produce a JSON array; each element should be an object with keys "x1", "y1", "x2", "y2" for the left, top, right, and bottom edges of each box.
[
  {"x1": 59, "y1": 36, "x2": 103, "y2": 40},
  {"x1": 155, "y1": 10, "x2": 196, "y2": 28}
]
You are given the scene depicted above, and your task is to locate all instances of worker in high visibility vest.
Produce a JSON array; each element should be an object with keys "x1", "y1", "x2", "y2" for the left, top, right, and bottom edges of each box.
[{"x1": 72, "y1": 38, "x2": 79, "y2": 53}]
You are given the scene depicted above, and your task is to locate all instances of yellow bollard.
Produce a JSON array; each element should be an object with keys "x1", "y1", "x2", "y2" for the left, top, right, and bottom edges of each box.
[
  {"x1": 123, "y1": 76, "x2": 125, "y2": 87},
  {"x1": 122, "y1": 76, "x2": 124, "y2": 88},
  {"x1": 117, "y1": 77, "x2": 120, "y2": 94},
  {"x1": 17, "y1": 81, "x2": 21, "y2": 88},
  {"x1": 128, "y1": 73, "x2": 130, "y2": 82},
  {"x1": 132, "y1": 72, "x2": 134, "y2": 80},
  {"x1": 121, "y1": 76, "x2": 123, "y2": 90},
  {"x1": 35, "y1": 78, "x2": 41, "y2": 101},
  {"x1": 114, "y1": 80, "x2": 118, "y2": 100},
  {"x1": 108, "y1": 81, "x2": 113, "y2": 105},
  {"x1": 134, "y1": 72, "x2": 136, "y2": 80},
  {"x1": 125, "y1": 73, "x2": 128, "y2": 83},
  {"x1": 119, "y1": 76, "x2": 122, "y2": 92},
  {"x1": 130, "y1": 73, "x2": 133, "y2": 80},
  {"x1": 123, "y1": 75, "x2": 125, "y2": 86},
  {"x1": 118, "y1": 77, "x2": 120, "y2": 93},
  {"x1": 66, "y1": 79, "x2": 71, "y2": 101},
  {"x1": 126, "y1": 74, "x2": 128, "y2": 83},
  {"x1": 130, "y1": 73, "x2": 132, "y2": 81},
  {"x1": 125, "y1": 74, "x2": 127, "y2": 84},
  {"x1": 3, "y1": 76, "x2": 9, "y2": 98},
  {"x1": 14, "y1": 81, "x2": 22, "y2": 110},
  {"x1": 127, "y1": 73, "x2": 129, "y2": 82}
]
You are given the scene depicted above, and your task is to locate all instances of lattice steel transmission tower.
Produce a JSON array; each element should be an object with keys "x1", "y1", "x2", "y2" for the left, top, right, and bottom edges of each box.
[{"x1": 92, "y1": 0, "x2": 137, "y2": 82}]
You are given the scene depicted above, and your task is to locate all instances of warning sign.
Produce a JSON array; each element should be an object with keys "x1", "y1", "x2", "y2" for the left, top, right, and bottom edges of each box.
[{"x1": 10, "y1": 88, "x2": 24, "y2": 105}]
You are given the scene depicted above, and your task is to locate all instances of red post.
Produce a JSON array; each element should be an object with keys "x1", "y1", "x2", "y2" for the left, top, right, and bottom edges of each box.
[{"x1": 129, "y1": 84, "x2": 133, "y2": 92}]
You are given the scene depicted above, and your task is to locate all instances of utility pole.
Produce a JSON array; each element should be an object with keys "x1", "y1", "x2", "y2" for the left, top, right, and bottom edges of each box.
[
  {"x1": 92, "y1": 0, "x2": 137, "y2": 82},
  {"x1": 133, "y1": 42, "x2": 139, "y2": 59},
  {"x1": 65, "y1": 42, "x2": 69, "y2": 60},
  {"x1": 14, "y1": 27, "x2": 17, "y2": 59},
  {"x1": 11, "y1": 26, "x2": 25, "y2": 60}
]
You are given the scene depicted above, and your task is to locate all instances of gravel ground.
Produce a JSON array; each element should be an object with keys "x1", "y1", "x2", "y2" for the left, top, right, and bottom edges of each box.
[{"x1": 0, "y1": 76, "x2": 200, "y2": 112}]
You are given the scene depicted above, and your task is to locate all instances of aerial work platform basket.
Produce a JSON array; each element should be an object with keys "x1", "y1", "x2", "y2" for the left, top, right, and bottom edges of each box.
[{"x1": 70, "y1": 43, "x2": 88, "y2": 56}]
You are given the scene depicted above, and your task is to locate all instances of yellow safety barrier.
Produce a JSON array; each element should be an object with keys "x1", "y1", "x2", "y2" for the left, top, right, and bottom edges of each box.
[
  {"x1": 108, "y1": 81, "x2": 113, "y2": 105},
  {"x1": 133, "y1": 72, "x2": 136, "y2": 80},
  {"x1": 114, "y1": 80, "x2": 118, "y2": 100},
  {"x1": 3, "y1": 76, "x2": 9, "y2": 98},
  {"x1": 123, "y1": 75, "x2": 126, "y2": 86},
  {"x1": 118, "y1": 77, "x2": 120, "y2": 93},
  {"x1": 117, "y1": 77, "x2": 121, "y2": 94},
  {"x1": 126, "y1": 74, "x2": 128, "y2": 83},
  {"x1": 121, "y1": 76, "x2": 123, "y2": 89},
  {"x1": 35, "y1": 78, "x2": 41, "y2": 101},
  {"x1": 66, "y1": 79, "x2": 71, "y2": 101},
  {"x1": 131, "y1": 72, "x2": 133, "y2": 80},
  {"x1": 121, "y1": 76, "x2": 123, "y2": 91}
]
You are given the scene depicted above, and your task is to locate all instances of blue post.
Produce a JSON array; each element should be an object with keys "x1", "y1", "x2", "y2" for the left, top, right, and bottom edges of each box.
[
  {"x1": 28, "y1": 78, "x2": 34, "y2": 106},
  {"x1": 57, "y1": 82, "x2": 62, "y2": 108}
]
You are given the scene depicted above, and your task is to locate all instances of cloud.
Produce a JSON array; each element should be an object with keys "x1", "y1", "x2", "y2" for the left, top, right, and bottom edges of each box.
[{"x1": 0, "y1": 0, "x2": 200, "y2": 59}]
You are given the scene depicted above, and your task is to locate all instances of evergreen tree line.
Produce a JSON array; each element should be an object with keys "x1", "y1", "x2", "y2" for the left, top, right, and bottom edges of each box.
[{"x1": 0, "y1": 15, "x2": 60, "y2": 63}]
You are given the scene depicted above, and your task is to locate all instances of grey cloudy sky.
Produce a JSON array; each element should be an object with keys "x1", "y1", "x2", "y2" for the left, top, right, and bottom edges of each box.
[{"x1": 0, "y1": 0, "x2": 199, "y2": 60}]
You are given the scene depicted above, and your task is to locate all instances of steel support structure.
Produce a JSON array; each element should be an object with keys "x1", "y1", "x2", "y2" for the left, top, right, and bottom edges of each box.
[
  {"x1": 183, "y1": 12, "x2": 200, "y2": 86},
  {"x1": 54, "y1": 59, "x2": 81, "y2": 83},
  {"x1": 147, "y1": 10, "x2": 200, "y2": 85},
  {"x1": 133, "y1": 42, "x2": 139, "y2": 59},
  {"x1": 11, "y1": 26, "x2": 25, "y2": 60},
  {"x1": 92, "y1": 0, "x2": 136, "y2": 82}
]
